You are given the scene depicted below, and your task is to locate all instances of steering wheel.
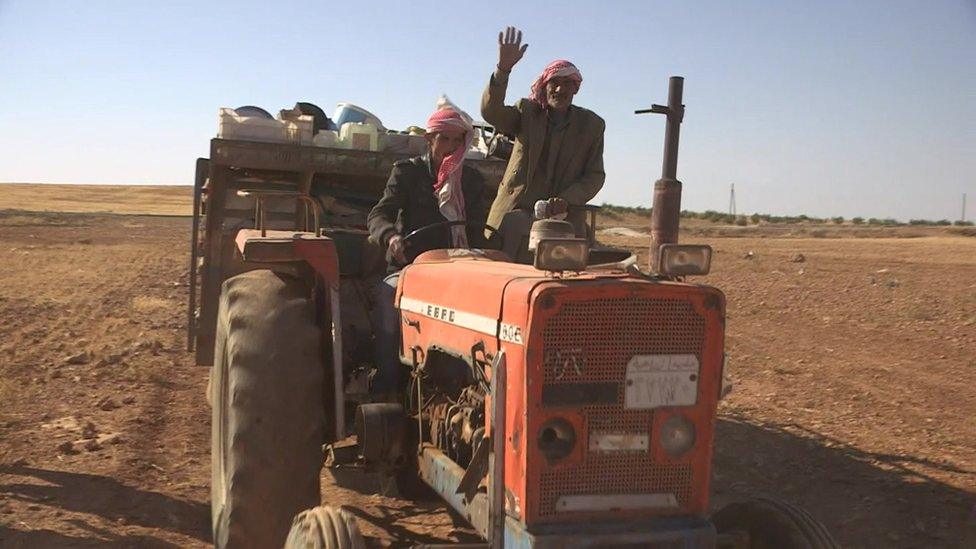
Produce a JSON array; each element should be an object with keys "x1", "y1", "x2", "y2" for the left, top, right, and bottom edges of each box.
[{"x1": 401, "y1": 220, "x2": 503, "y2": 253}]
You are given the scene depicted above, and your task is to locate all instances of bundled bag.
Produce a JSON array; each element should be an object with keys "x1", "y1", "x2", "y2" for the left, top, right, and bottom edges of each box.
[{"x1": 479, "y1": 126, "x2": 514, "y2": 161}]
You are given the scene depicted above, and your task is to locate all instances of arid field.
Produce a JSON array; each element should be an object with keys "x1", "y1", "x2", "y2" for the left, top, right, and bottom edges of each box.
[{"x1": 0, "y1": 184, "x2": 973, "y2": 548}]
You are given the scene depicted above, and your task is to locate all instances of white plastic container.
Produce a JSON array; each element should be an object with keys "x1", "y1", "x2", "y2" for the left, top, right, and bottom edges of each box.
[
  {"x1": 218, "y1": 108, "x2": 286, "y2": 142},
  {"x1": 313, "y1": 130, "x2": 340, "y2": 148},
  {"x1": 339, "y1": 122, "x2": 380, "y2": 151},
  {"x1": 333, "y1": 103, "x2": 385, "y2": 131},
  {"x1": 217, "y1": 108, "x2": 314, "y2": 145}
]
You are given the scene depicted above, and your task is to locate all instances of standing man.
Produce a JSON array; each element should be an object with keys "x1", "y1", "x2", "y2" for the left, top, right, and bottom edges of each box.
[{"x1": 481, "y1": 26, "x2": 606, "y2": 262}]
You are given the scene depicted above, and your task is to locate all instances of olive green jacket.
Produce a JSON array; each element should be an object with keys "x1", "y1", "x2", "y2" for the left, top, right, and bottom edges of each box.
[{"x1": 481, "y1": 69, "x2": 606, "y2": 231}]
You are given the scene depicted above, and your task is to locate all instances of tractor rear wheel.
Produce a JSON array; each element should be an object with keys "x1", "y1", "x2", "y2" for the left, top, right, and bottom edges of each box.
[
  {"x1": 284, "y1": 505, "x2": 365, "y2": 549},
  {"x1": 712, "y1": 497, "x2": 838, "y2": 548},
  {"x1": 211, "y1": 269, "x2": 325, "y2": 548}
]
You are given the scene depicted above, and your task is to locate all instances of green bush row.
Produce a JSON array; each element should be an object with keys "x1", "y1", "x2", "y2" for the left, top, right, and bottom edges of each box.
[{"x1": 599, "y1": 204, "x2": 972, "y2": 227}]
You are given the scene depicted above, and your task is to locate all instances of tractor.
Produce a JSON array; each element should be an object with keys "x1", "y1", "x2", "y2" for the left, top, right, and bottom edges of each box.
[{"x1": 187, "y1": 77, "x2": 838, "y2": 548}]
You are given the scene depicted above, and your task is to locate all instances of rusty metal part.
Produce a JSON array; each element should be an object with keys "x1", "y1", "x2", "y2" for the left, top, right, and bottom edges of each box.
[
  {"x1": 427, "y1": 400, "x2": 453, "y2": 453},
  {"x1": 415, "y1": 442, "x2": 716, "y2": 549},
  {"x1": 489, "y1": 351, "x2": 507, "y2": 549},
  {"x1": 187, "y1": 157, "x2": 208, "y2": 352},
  {"x1": 418, "y1": 446, "x2": 490, "y2": 538},
  {"x1": 237, "y1": 189, "x2": 320, "y2": 237},
  {"x1": 457, "y1": 433, "x2": 490, "y2": 502},
  {"x1": 649, "y1": 177, "x2": 682, "y2": 271},
  {"x1": 635, "y1": 76, "x2": 685, "y2": 180},
  {"x1": 637, "y1": 76, "x2": 686, "y2": 272},
  {"x1": 210, "y1": 138, "x2": 506, "y2": 195},
  {"x1": 501, "y1": 515, "x2": 715, "y2": 548}
]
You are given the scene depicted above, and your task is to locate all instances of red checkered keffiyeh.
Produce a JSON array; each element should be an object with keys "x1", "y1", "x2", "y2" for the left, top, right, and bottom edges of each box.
[
  {"x1": 425, "y1": 98, "x2": 474, "y2": 247},
  {"x1": 530, "y1": 60, "x2": 583, "y2": 109}
]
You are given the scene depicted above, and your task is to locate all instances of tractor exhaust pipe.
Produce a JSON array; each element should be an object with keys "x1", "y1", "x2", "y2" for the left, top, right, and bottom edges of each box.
[{"x1": 636, "y1": 76, "x2": 685, "y2": 272}]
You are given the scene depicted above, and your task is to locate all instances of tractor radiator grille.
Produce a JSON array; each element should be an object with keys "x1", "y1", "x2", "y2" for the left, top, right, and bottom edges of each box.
[{"x1": 538, "y1": 296, "x2": 705, "y2": 518}]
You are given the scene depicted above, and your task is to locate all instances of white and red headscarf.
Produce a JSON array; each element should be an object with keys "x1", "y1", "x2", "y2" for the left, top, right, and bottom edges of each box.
[
  {"x1": 530, "y1": 60, "x2": 583, "y2": 109},
  {"x1": 426, "y1": 96, "x2": 474, "y2": 248}
]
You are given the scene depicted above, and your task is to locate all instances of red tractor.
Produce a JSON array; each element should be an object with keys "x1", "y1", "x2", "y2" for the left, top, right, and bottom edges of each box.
[{"x1": 188, "y1": 78, "x2": 837, "y2": 548}]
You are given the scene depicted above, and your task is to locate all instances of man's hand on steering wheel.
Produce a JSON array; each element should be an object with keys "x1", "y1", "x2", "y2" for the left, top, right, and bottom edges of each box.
[
  {"x1": 401, "y1": 220, "x2": 503, "y2": 259},
  {"x1": 387, "y1": 233, "x2": 407, "y2": 264}
]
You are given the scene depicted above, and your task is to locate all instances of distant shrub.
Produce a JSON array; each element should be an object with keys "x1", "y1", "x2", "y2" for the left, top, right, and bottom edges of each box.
[
  {"x1": 867, "y1": 218, "x2": 883, "y2": 226},
  {"x1": 750, "y1": 213, "x2": 761, "y2": 224},
  {"x1": 700, "y1": 210, "x2": 738, "y2": 224},
  {"x1": 851, "y1": 217, "x2": 864, "y2": 225},
  {"x1": 882, "y1": 218, "x2": 901, "y2": 226},
  {"x1": 909, "y1": 219, "x2": 932, "y2": 226},
  {"x1": 831, "y1": 216, "x2": 845, "y2": 224},
  {"x1": 600, "y1": 203, "x2": 652, "y2": 217},
  {"x1": 734, "y1": 216, "x2": 748, "y2": 226},
  {"x1": 935, "y1": 219, "x2": 952, "y2": 226},
  {"x1": 954, "y1": 220, "x2": 974, "y2": 226}
]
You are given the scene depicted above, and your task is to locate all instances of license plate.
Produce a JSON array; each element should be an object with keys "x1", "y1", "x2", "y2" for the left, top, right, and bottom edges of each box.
[{"x1": 624, "y1": 354, "x2": 699, "y2": 409}]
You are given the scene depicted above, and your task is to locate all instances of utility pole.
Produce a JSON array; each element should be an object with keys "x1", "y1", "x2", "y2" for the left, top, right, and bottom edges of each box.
[
  {"x1": 963, "y1": 193, "x2": 967, "y2": 223},
  {"x1": 729, "y1": 183, "x2": 737, "y2": 217}
]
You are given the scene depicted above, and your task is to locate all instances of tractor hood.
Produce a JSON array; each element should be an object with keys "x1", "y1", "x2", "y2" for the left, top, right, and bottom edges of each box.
[
  {"x1": 394, "y1": 249, "x2": 633, "y2": 356},
  {"x1": 396, "y1": 250, "x2": 539, "y2": 345}
]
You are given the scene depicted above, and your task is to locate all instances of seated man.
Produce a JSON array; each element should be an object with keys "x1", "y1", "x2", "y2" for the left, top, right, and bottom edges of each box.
[
  {"x1": 366, "y1": 98, "x2": 487, "y2": 396},
  {"x1": 481, "y1": 26, "x2": 606, "y2": 262}
]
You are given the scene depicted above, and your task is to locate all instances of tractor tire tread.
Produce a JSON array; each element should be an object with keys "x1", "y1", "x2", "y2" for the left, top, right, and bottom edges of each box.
[
  {"x1": 212, "y1": 270, "x2": 325, "y2": 549},
  {"x1": 712, "y1": 496, "x2": 839, "y2": 549}
]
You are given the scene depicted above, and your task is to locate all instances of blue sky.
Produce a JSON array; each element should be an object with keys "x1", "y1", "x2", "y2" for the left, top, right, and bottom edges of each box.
[{"x1": 0, "y1": 0, "x2": 973, "y2": 220}]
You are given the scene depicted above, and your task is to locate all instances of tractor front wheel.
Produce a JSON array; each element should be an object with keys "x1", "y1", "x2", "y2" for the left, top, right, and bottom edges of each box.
[
  {"x1": 211, "y1": 270, "x2": 326, "y2": 548},
  {"x1": 284, "y1": 505, "x2": 365, "y2": 549},
  {"x1": 712, "y1": 497, "x2": 838, "y2": 548}
]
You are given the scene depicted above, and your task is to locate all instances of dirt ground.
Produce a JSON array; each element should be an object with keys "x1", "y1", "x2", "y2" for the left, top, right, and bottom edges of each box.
[{"x1": 0, "y1": 186, "x2": 974, "y2": 548}]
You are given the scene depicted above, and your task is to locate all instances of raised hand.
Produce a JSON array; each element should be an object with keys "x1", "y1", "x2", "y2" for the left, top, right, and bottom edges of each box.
[{"x1": 497, "y1": 26, "x2": 528, "y2": 72}]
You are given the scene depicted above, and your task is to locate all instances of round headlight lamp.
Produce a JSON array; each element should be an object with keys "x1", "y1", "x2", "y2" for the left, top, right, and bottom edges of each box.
[
  {"x1": 660, "y1": 415, "x2": 696, "y2": 457},
  {"x1": 537, "y1": 418, "x2": 576, "y2": 462}
]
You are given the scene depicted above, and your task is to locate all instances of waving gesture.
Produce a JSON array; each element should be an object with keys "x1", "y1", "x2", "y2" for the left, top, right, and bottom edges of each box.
[{"x1": 497, "y1": 26, "x2": 528, "y2": 72}]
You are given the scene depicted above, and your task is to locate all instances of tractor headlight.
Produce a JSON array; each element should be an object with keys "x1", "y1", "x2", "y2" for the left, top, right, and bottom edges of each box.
[
  {"x1": 659, "y1": 415, "x2": 696, "y2": 457},
  {"x1": 657, "y1": 244, "x2": 712, "y2": 276},
  {"x1": 534, "y1": 239, "x2": 589, "y2": 272},
  {"x1": 537, "y1": 417, "x2": 576, "y2": 462}
]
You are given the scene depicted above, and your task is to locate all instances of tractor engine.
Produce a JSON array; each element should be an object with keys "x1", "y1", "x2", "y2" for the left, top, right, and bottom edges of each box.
[
  {"x1": 425, "y1": 382, "x2": 486, "y2": 469},
  {"x1": 396, "y1": 248, "x2": 726, "y2": 529},
  {"x1": 415, "y1": 347, "x2": 488, "y2": 468}
]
